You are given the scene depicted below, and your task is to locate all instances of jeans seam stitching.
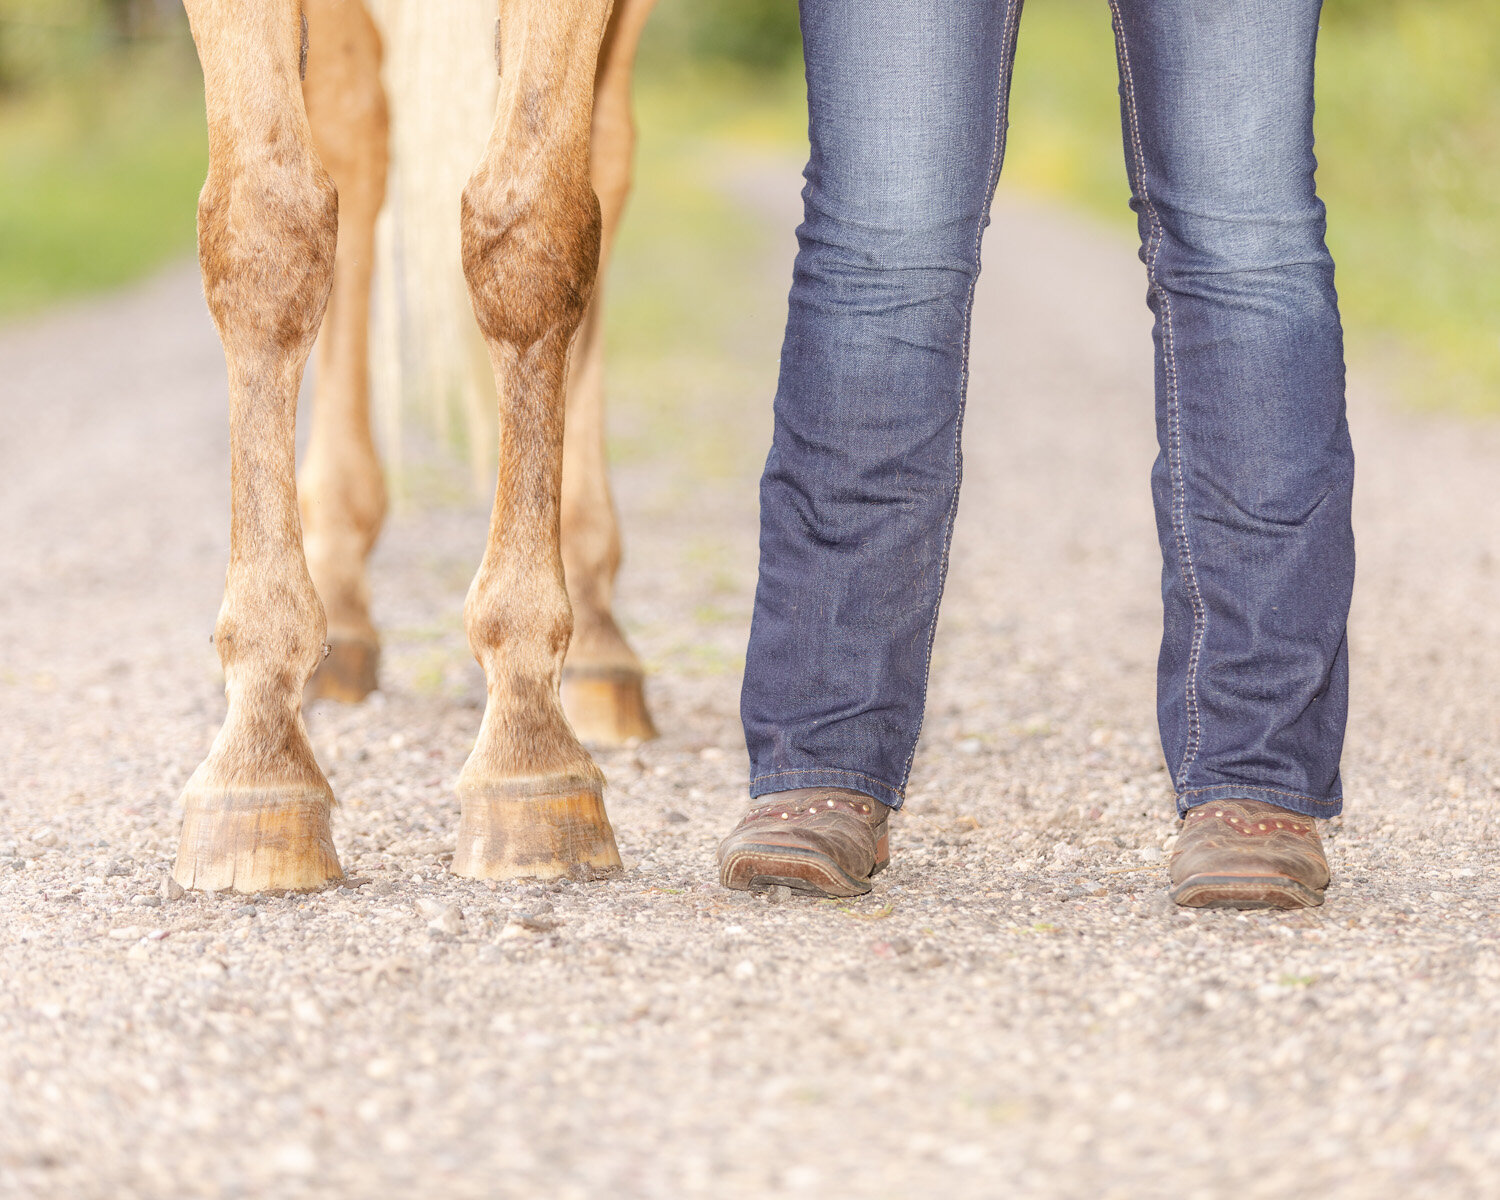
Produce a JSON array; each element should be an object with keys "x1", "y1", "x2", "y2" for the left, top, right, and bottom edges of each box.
[
  {"x1": 1109, "y1": 0, "x2": 1208, "y2": 793},
  {"x1": 896, "y1": 0, "x2": 1024, "y2": 796},
  {"x1": 750, "y1": 768, "x2": 902, "y2": 794},
  {"x1": 1179, "y1": 785, "x2": 1340, "y2": 803}
]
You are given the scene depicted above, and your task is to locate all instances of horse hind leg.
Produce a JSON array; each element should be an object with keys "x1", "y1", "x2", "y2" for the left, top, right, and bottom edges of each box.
[
  {"x1": 560, "y1": 0, "x2": 659, "y2": 747},
  {"x1": 560, "y1": 303, "x2": 658, "y2": 746},
  {"x1": 300, "y1": 0, "x2": 390, "y2": 704},
  {"x1": 174, "y1": 0, "x2": 342, "y2": 891},
  {"x1": 453, "y1": 0, "x2": 623, "y2": 881}
]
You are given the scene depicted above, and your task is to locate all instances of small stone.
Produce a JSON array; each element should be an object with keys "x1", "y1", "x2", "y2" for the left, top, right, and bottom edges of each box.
[
  {"x1": 29, "y1": 827, "x2": 59, "y2": 848},
  {"x1": 427, "y1": 904, "x2": 463, "y2": 936},
  {"x1": 105, "y1": 861, "x2": 132, "y2": 877},
  {"x1": 270, "y1": 1142, "x2": 316, "y2": 1177},
  {"x1": 414, "y1": 898, "x2": 448, "y2": 921},
  {"x1": 233, "y1": 904, "x2": 257, "y2": 918},
  {"x1": 766, "y1": 884, "x2": 793, "y2": 904},
  {"x1": 1136, "y1": 847, "x2": 1163, "y2": 863},
  {"x1": 508, "y1": 911, "x2": 557, "y2": 933},
  {"x1": 291, "y1": 995, "x2": 326, "y2": 1026},
  {"x1": 108, "y1": 927, "x2": 141, "y2": 940},
  {"x1": 664, "y1": 810, "x2": 690, "y2": 824},
  {"x1": 733, "y1": 959, "x2": 756, "y2": 980},
  {"x1": 958, "y1": 737, "x2": 983, "y2": 755},
  {"x1": 131, "y1": 894, "x2": 161, "y2": 908},
  {"x1": 162, "y1": 876, "x2": 186, "y2": 902}
]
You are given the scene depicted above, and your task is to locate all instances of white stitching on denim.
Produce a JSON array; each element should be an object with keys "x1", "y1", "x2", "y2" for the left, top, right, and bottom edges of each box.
[
  {"x1": 1179, "y1": 784, "x2": 1341, "y2": 804},
  {"x1": 1108, "y1": 0, "x2": 1208, "y2": 793},
  {"x1": 751, "y1": 767, "x2": 898, "y2": 791},
  {"x1": 897, "y1": 0, "x2": 1025, "y2": 796}
]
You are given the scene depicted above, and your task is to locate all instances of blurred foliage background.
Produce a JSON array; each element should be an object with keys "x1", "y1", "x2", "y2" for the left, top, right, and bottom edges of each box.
[{"x1": 1, "y1": 0, "x2": 1495, "y2": 414}]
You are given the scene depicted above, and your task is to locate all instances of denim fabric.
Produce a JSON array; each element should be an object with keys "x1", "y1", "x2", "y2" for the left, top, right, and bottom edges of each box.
[{"x1": 741, "y1": 0, "x2": 1353, "y2": 820}]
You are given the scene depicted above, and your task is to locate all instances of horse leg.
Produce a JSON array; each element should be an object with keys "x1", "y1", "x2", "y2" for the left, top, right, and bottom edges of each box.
[
  {"x1": 300, "y1": 0, "x2": 389, "y2": 703},
  {"x1": 173, "y1": 0, "x2": 342, "y2": 892},
  {"x1": 559, "y1": 0, "x2": 659, "y2": 747},
  {"x1": 452, "y1": 0, "x2": 622, "y2": 880}
]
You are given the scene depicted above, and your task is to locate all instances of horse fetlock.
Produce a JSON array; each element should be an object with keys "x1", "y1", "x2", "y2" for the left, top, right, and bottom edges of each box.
[{"x1": 214, "y1": 589, "x2": 327, "y2": 686}]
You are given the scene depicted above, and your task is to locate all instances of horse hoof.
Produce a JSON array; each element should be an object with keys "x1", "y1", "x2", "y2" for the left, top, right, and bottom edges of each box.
[
  {"x1": 306, "y1": 636, "x2": 380, "y2": 704},
  {"x1": 452, "y1": 773, "x2": 622, "y2": 881},
  {"x1": 561, "y1": 667, "x2": 657, "y2": 747},
  {"x1": 174, "y1": 787, "x2": 342, "y2": 893}
]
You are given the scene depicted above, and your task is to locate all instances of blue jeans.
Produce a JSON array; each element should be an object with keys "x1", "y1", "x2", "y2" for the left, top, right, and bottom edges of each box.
[{"x1": 740, "y1": 0, "x2": 1354, "y2": 820}]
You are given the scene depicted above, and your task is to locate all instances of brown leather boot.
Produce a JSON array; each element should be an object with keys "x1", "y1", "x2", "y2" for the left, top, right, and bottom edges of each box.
[
  {"x1": 717, "y1": 787, "x2": 890, "y2": 898},
  {"x1": 1169, "y1": 797, "x2": 1330, "y2": 909}
]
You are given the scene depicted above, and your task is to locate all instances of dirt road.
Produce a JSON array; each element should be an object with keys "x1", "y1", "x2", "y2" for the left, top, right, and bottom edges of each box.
[{"x1": 2, "y1": 168, "x2": 1498, "y2": 1198}]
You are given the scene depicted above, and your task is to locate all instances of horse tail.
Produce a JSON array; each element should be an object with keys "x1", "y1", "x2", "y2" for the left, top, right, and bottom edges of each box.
[{"x1": 365, "y1": 0, "x2": 499, "y2": 496}]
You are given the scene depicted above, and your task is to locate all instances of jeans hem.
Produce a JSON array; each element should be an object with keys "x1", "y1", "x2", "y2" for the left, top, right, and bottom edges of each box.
[
  {"x1": 749, "y1": 768, "x2": 903, "y2": 810},
  {"x1": 1177, "y1": 784, "x2": 1342, "y2": 820}
]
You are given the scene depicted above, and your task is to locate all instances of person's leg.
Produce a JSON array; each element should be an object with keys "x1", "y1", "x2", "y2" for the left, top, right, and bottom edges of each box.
[
  {"x1": 739, "y1": 0, "x2": 1024, "y2": 815},
  {"x1": 1108, "y1": 0, "x2": 1352, "y2": 904}
]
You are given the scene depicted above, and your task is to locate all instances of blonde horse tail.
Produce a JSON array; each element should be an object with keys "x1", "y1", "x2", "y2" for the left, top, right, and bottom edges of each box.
[{"x1": 365, "y1": 0, "x2": 500, "y2": 498}]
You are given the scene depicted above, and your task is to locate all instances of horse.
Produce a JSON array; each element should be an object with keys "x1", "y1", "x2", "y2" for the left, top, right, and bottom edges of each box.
[{"x1": 173, "y1": 0, "x2": 658, "y2": 892}]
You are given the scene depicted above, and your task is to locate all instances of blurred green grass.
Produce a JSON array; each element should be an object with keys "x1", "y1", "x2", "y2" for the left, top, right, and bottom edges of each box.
[
  {"x1": 1, "y1": 0, "x2": 1495, "y2": 415},
  {"x1": 998, "y1": 0, "x2": 1500, "y2": 416},
  {"x1": 0, "y1": 5, "x2": 206, "y2": 317},
  {"x1": 604, "y1": 61, "x2": 803, "y2": 485}
]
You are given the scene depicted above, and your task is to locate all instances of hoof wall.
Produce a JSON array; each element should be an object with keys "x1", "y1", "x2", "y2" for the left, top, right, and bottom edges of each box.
[
  {"x1": 453, "y1": 775, "x2": 622, "y2": 881},
  {"x1": 561, "y1": 667, "x2": 657, "y2": 747},
  {"x1": 307, "y1": 637, "x2": 379, "y2": 704},
  {"x1": 174, "y1": 789, "x2": 342, "y2": 893}
]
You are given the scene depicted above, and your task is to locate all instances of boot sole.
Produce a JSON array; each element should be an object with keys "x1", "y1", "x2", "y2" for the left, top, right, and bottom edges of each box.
[
  {"x1": 1169, "y1": 873, "x2": 1324, "y2": 910},
  {"x1": 719, "y1": 842, "x2": 887, "y2": 899}
]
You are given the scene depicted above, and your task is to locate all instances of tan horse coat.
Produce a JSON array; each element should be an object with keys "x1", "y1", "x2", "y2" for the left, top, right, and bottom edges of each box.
[{"x1": 174, "y1": 0, "x2": 655, "y2": 892}]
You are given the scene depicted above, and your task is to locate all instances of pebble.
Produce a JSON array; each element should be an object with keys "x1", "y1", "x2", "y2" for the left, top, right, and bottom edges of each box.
[
  {"x1": 290, "y1": 995, "x2": 326, "y2": 1027},
  {"x1": 271, "y1": 1142, "x2": 317, "y2": 1177},
  {"x1": 414, "y1": 898, "x2": 448, "y2": 921},
  {"x1": 131, "y1": 894, "x2": 161, "y2": 907},
  {"x1": 425, "y1": 904, "x2": 464, "y2": 936},
  {"x1": 233, "y1": 904, "x2": 257, "y2": 918}
]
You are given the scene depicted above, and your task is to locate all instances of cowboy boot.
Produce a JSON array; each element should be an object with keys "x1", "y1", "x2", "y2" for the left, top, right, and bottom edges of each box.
[
  {"x1": 718, "y1": 787, "x2": 890, "y2": 898},
  {"x1": 1169, "y1": 797, "x2": 1330, "y2": 909}
]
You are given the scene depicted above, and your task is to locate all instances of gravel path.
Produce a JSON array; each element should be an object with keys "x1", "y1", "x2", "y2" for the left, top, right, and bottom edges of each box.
[{"x1": 2, "y1": 166, "x2": 1498, "y2": 1199}]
